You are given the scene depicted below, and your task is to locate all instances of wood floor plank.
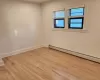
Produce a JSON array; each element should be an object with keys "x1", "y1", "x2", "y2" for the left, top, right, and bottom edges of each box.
[{"x1": 0, "y1": 47, "x2": 100, "y2": 80}]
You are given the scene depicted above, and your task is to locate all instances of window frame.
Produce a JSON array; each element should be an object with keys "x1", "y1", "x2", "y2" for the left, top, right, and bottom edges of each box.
[
  {"x1": 68, "y1": 7, "x2": 85, "y2": 29},
  {"x1": 53, "y1": 10, "x2": 65, "y2": 29},
  {"x1": 68, "y1": 17, "x2": 84, "y2": 29},
  {"x1": 54, "y1": 18, "x2": 65, "y2": 28}
]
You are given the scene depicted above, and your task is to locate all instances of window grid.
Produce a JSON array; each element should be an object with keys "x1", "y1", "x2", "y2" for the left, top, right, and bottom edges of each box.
[
  {"x1": 53, "y1": 10, "x2": 65, "y2": 28},
  {"x1": 68, "y1": 7, "x2": 84, "y2": 29}
]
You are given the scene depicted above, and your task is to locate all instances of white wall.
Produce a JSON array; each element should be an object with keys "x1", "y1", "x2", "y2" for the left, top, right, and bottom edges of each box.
[
  {"x1": 0, "y1": 0, "x2": 100, "y2": 60},
  {"x1": 0, "y1": 0, "x2": 44, "y2": 57},
  {"x1": 42, "y1": 0, "x2": 100, "y2": 58}
]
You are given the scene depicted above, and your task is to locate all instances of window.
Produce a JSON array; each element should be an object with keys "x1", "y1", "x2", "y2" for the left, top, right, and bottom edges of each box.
[
  {"x1": 68, "y1": 7, "x2": 84, "y2": 29},
  {"x1": 54, "y1": 19, "x2": 65, "y2": 28},
  {"x1": 54, "y1": 10, "x2": 65, "y2": 28}
]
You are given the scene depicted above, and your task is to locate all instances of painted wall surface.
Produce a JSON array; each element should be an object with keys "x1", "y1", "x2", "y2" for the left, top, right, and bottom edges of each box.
[
  {"x1": 42, "y1": 0, "x2": 100, "y2": 58},
  {"x1": 0, "y1": 0, "x2": 100, "y2": 60},
  {"x1": 0, "y1": 0, "x2": 44, "y2": 57}
]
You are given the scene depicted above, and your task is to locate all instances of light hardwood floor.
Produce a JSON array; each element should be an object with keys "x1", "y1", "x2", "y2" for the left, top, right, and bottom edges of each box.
[{"x1": 0, "y1": 47, "x2": 100, "y2": 80}]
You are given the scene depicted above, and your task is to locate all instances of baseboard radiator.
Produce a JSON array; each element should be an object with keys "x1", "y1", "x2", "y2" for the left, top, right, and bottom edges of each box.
[{"x1": 49, "y1": 45, "x2": 100, "y2": 63}]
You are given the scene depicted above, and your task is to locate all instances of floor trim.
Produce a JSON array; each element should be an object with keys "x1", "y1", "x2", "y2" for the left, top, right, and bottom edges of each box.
[
  {"x1": 1, "y1": 45, "x2": 43, "y2": 60},
  {"x1": 0, "y1": 45, "x2": 44, "y2": 66},
  {"x1": 49, "y1": 45, "x2": 100, "y2": 63}
]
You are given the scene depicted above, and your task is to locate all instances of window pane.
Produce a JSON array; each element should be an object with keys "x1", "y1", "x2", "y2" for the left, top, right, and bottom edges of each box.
[
  {"x1": 55, "y1": 11, "x2": 65, "y2": 18},
  {"x1": 71, "y1": 12, "x2": 84, "y2": 16},
  {"x1": 68, "y1": 18, "x2": 83, "y2": 29},
  {"x1": 56, "y1": 20, "x2": 64, "y2": 27},
  {"x1": 70, "y1": 24, "x2": 82, "y2": 28},
  {"x1": 70, "y1": 8, "x2": 84, "y2": 16},
  {"x1": 71, "y1": 8, "x2": 84, "y2": 13},
  {"x1": 71, "y1": 19, "x2": 82, "y2": 23}
]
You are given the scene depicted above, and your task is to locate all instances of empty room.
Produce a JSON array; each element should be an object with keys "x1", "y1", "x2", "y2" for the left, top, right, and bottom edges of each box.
[{"x1": 0, "y1": 0, "x2": 100, "y2": 80}]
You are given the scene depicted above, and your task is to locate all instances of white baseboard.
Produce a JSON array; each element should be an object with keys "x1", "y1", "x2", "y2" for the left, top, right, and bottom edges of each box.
[
  {"x1": 0, "y1": 45, "x2": 44, "y2": 66},
  {"x1": 1, "y1": 45, "x2": 43, "y2": 59},
  {"x1": 49, "y1": 45, "x2": 100, "y2": 63}
]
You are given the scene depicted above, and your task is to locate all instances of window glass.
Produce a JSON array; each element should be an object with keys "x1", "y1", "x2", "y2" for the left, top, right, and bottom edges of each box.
[
  {"x1": 69, "y1": 18, "x2": 83, "y2": 29},
  {"x1": 70, "y1": 8, "x2": 84, "y2": 16},
  {"x1": 70, "y1": 19, "x2": 82, "y2": 23},
  {"x1": 55, "y1": 19, "x2": 65, "y2": 28},
  {"x1": 55, "y1": 11, "x2": 65, "y2": 18},
  {"x1": 70, "y1": 24, "x2": 82, "y2": 28}
]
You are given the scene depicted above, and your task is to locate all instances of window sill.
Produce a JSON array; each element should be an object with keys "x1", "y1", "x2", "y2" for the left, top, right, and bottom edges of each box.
[
  {"x1": 52, "y1": 28, "x2": 88, "y2": 33},
  {"x1": 65, "y1": 29, "x2": 88, "y2": 33},
  {"x1": 52, "y1": 28, "x2": 66, "y2": 31}
]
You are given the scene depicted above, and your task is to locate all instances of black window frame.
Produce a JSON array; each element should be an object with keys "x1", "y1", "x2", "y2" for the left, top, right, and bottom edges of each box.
[
  {"x1": 68, "y1": 7, "x2": 84, "y2": 29},
  {"x1": 68, "y1": 17, "x2": 84, "y2": 29},
  {"x1": 54, "y1": 18, "x2": 65, "y2": 28}
]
